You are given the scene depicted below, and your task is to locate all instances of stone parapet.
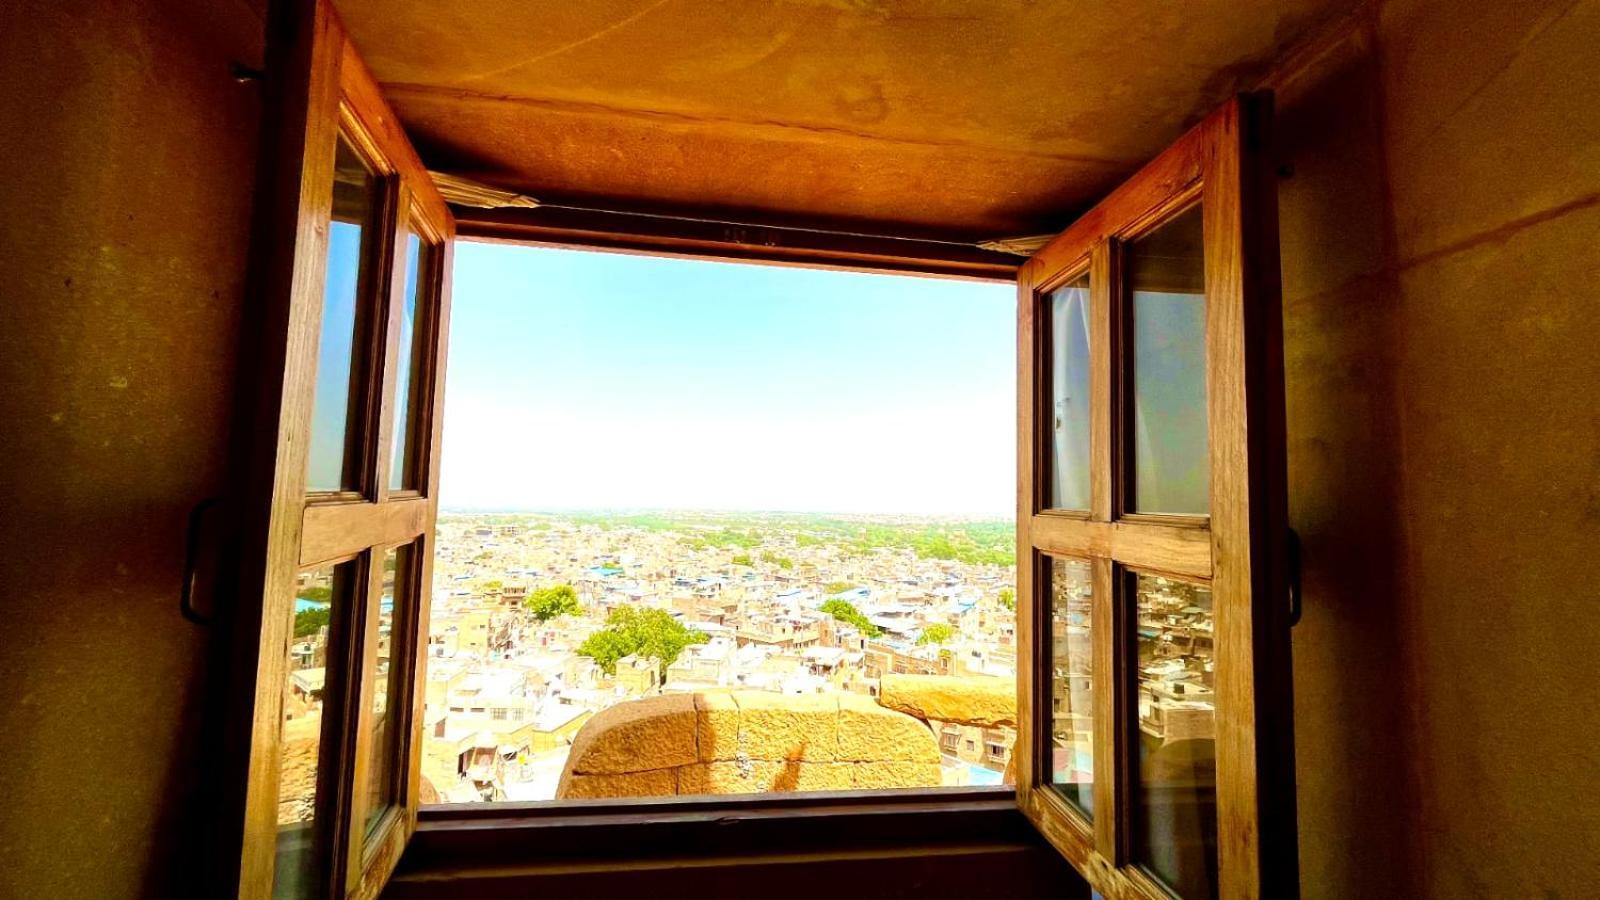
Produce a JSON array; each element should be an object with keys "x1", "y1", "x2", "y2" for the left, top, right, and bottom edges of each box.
[
  {"x1": 877, "y1": 674, "x2": 1016, "y2": 728},
  {"x1": 556, "y1": 689, "x2": 942, "y2": 799}
]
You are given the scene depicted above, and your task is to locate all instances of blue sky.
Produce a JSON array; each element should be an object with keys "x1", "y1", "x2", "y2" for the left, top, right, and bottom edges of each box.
[{"x1": 438, "y1": 242, "x2": 1016, "y2": 516}]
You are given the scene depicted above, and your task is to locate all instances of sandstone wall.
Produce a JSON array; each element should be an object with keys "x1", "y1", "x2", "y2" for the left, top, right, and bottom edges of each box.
[
  {"x1": 0, "y1": 0, "x2": 264, "y2": 896},
  {"x1": 879, "y1": 674, "x2": 1016, "y2": 728},
  {"x1": 556, "y1": 692, "x2": 943, "y2": 799}
]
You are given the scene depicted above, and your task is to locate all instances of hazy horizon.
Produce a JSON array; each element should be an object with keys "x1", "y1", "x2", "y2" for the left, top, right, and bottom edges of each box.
[
  {"x1": 439, "y1": 242, "x2": 1016, "y2": 516},
  {"x1": 438, "y1": 505, "x2": 1016, "y2": 522}
]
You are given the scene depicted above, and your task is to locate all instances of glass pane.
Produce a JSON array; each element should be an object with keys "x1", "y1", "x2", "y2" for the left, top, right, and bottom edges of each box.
[
  {"x1": 388, "y1": 231, "x2": 430, "y2": 491},
  {"x1": 274, "y1": 561, "x2": 355, "y2": 898},
  {"x1": 1046, "y1": 275, "x2": 1092, "y2": 510},
  {"x1": 1047, "y1": 556, "x2": 1093, "y2": 816},
  {"x1": 364, "y1": 544, "x2": 411, "y2": 835},
  {"x1": 1131, "y1": 572, "x2": 1217, "y2": 899},
  {"x1": 1128, "y1": 204, "x2": 1208, "y2": 515},
  {"x1": 307, "y1": 136, "x2": 378, "y2": 493}
]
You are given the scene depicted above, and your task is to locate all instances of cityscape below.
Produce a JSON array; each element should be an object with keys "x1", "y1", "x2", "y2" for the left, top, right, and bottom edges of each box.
[
  {"x1": 280, "y1": 507, "x2": 1217, "y2": 816},
  {"x1": 413, "y1": 510, "x2": 1019, "y2": 802}
]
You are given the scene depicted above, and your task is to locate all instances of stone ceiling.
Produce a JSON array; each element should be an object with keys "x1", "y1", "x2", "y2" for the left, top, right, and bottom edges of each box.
[{"x1": 335, "y1": 0, "x2": 1358, "y2": 240}]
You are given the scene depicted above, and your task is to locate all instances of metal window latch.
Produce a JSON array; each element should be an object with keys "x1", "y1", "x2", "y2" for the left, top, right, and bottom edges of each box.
[
  {"x1": 180, "y1": 497, "x2": 223, "y2": 625},
  {"x1": 1286, "y1": 528, "x2": 1303, "y2": 627}
]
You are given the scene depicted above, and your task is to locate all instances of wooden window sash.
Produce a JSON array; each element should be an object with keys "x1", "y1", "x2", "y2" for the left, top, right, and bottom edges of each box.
[
  {"x1": 226, "y1": 1, "x2": 455, "y2": 897},
  {"x1": 1014, "y1": 94, "x2": 1296, "y2": 900}
]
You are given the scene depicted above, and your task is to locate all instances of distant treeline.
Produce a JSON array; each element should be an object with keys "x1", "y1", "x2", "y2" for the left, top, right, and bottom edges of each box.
[{"x1": 440, "y1": 511, "x2": 1015, "y2": 567}]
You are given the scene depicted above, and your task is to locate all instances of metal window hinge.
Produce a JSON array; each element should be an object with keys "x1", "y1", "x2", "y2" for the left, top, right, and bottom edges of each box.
[
  {"x1": 180, "y1": 497, "x2": 223, "y2": 625},
  {"x1": 1287, "y1": 528, "x2": 1303, "y2": 627}
]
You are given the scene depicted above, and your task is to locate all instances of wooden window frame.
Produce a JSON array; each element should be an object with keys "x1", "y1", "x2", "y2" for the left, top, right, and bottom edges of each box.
[
  {"x1": 403, "y1": 219, "x2": 1026, "y2": 830},
  {"x1": 226, "y1": 7, "x2": 1015, "y2": 895},
  {"x1": 1014, "y1": 94, "x2": 1296, "y2": 899},
  {"x1": 392, "y1": 102, "x2": 1292, "y2": 900},
  {"x1": 224, "y1": 2, "x2": 1287, "y2": 894},
  {"x1": 223, "y1": 1, "x2": 455, "y2": 897},
  {"x1": 452, "y1": 209, "x2": 1020, "y2": 282}
]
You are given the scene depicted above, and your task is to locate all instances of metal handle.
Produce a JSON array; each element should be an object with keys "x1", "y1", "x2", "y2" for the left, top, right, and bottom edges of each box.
[
  {"x1": 180, "y1": 497, "x2": 220, "y2": 625},
  {"x1": 1286, "y1": 527, "x2": 1303, "y2": 627}
]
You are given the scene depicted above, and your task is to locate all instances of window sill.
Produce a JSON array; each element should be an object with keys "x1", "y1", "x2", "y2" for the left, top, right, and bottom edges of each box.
[{"x1": 401, "y1": 787, "x2": 1030, "y2": 872}]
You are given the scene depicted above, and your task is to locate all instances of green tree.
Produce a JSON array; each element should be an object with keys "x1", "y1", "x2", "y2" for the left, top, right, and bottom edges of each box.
[
  {"x1": 577, "y1": 607, "x2": 708, "y2": 679},
  {"x1": 526, "y1": 584, "x2": 582, "y2": 622},
  {"x1": 824, "y1": 581, "x2": 854, "y2": 596},
  {"x1": 293, "y1": 606, "x2": 330, "y2": 637},
  {"x1": 731, "y1": 553, "x2": 753, "y2": 567},
  {"x1": 575, "y1": 628, "x2": 634, "y2": 676},
  {"x1": 997, "y1": 587, "x2": 1015, "y2": 612},
  {"x1": 917, "y1": 623, "x2": 956, "y2": 646},
  {"x1": 297, "y1": 585, "x2": 332, "y2": 604},
  {"x1": 482, "y1": 579, "x2": 504, "y2": 592},
  {"x1": 819, "y1": 598, "x2": 882, "y2": 638}
]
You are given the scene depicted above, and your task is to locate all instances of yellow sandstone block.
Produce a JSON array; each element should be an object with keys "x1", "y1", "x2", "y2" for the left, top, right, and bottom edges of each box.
[
  {"x1": 789, "y1": 762, "x2": 855, "y2": 792},
  {"x1": 678, "y1": 760, "x2": 787, "y2": 795},
  {"x1": 878, "y1": 674, "x2": 1016, "y2": 728},
  {"x1": 559, "y1": 767, "x2": 678, "y2": 800},
  {"x1": 850, "y1": 760, "x2": 943, "y2": 790},
  {"x1": 566, "y1": 692, "x2": 697, "y2": 775},
  {"x1": 694, "y1": 691, "x2": 740, "y2": 762},
  {"x1": 735, "y1": 691, "x2": 838, "y2": 762},
  {"x1": 837, "y1": 694, "x2": 940, "y2": 763}
]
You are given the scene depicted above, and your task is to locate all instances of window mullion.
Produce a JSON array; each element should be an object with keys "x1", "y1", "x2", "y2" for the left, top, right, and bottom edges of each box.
[
  {"x1": 1014, "y1": 264, "x2": 1042, "y2": 797},
  {"x1": 1089, "y1": 240, "x2": 1115, "y2": 524},
  {"x1": 340, "y1": 547, "x2": 385, "y2": 892},
  {"x1": 369, "y1": 188, "x2": 409, "y2": 504},
  {"x1": 1089, "y1": 556, "x2": 1120, "y2": 862}
]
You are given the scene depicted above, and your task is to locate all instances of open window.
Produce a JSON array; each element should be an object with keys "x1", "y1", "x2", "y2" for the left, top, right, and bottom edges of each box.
[
  {"x1": 222, "y1": 1, "x2": 454, "y2": 897},
  {"x1": 1013, "y1": 95, "x2": 1296, "y2": 898},
  {"x1": 220, "y1": 0, "x2": 1292, "y2": 891}
]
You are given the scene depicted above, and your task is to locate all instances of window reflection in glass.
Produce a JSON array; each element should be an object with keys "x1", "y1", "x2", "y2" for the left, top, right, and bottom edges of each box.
[
  {"x1": 307, "y1": 136, "x2": 378, "y2": 493},
  {"x1": 1047, "y1": 556, "x2": 1093, "y2": 816},
  {"x1": 388, "y1": 231, "x2": 430, "y2": 492},
  {"x1": 1128, "y1": 204, "x2": 1208, "y2": 515},
  {"x1": 1047, "y1": 276, "x2": 1092, "y2": 511},
  {"x1": 365, "y1": 544, "x2": 411, "y2": 835},
  {"x1": 1130, "y1": 572, "x2": 1217, "y2": 899},
  {"x1": 274, "y1": 561, "x2": 353, "y2": 898}
]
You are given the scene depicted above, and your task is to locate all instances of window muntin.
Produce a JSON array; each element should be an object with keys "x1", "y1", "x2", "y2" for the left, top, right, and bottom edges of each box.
[{"x1": 307, "y1": 136, "x2": 381, "y2": 494}]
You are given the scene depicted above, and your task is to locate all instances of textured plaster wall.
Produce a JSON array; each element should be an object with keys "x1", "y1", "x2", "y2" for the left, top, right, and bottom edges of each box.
[
  {"x1": 1380, "y1": 0, "x2": 1600, "y2": 894},
  {"x1": 0, "y1": 0, "x2": 263, "y2": 896},
  {"x1": 1274, "y1": 0, "x2": 1600, "y2": 896}
]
